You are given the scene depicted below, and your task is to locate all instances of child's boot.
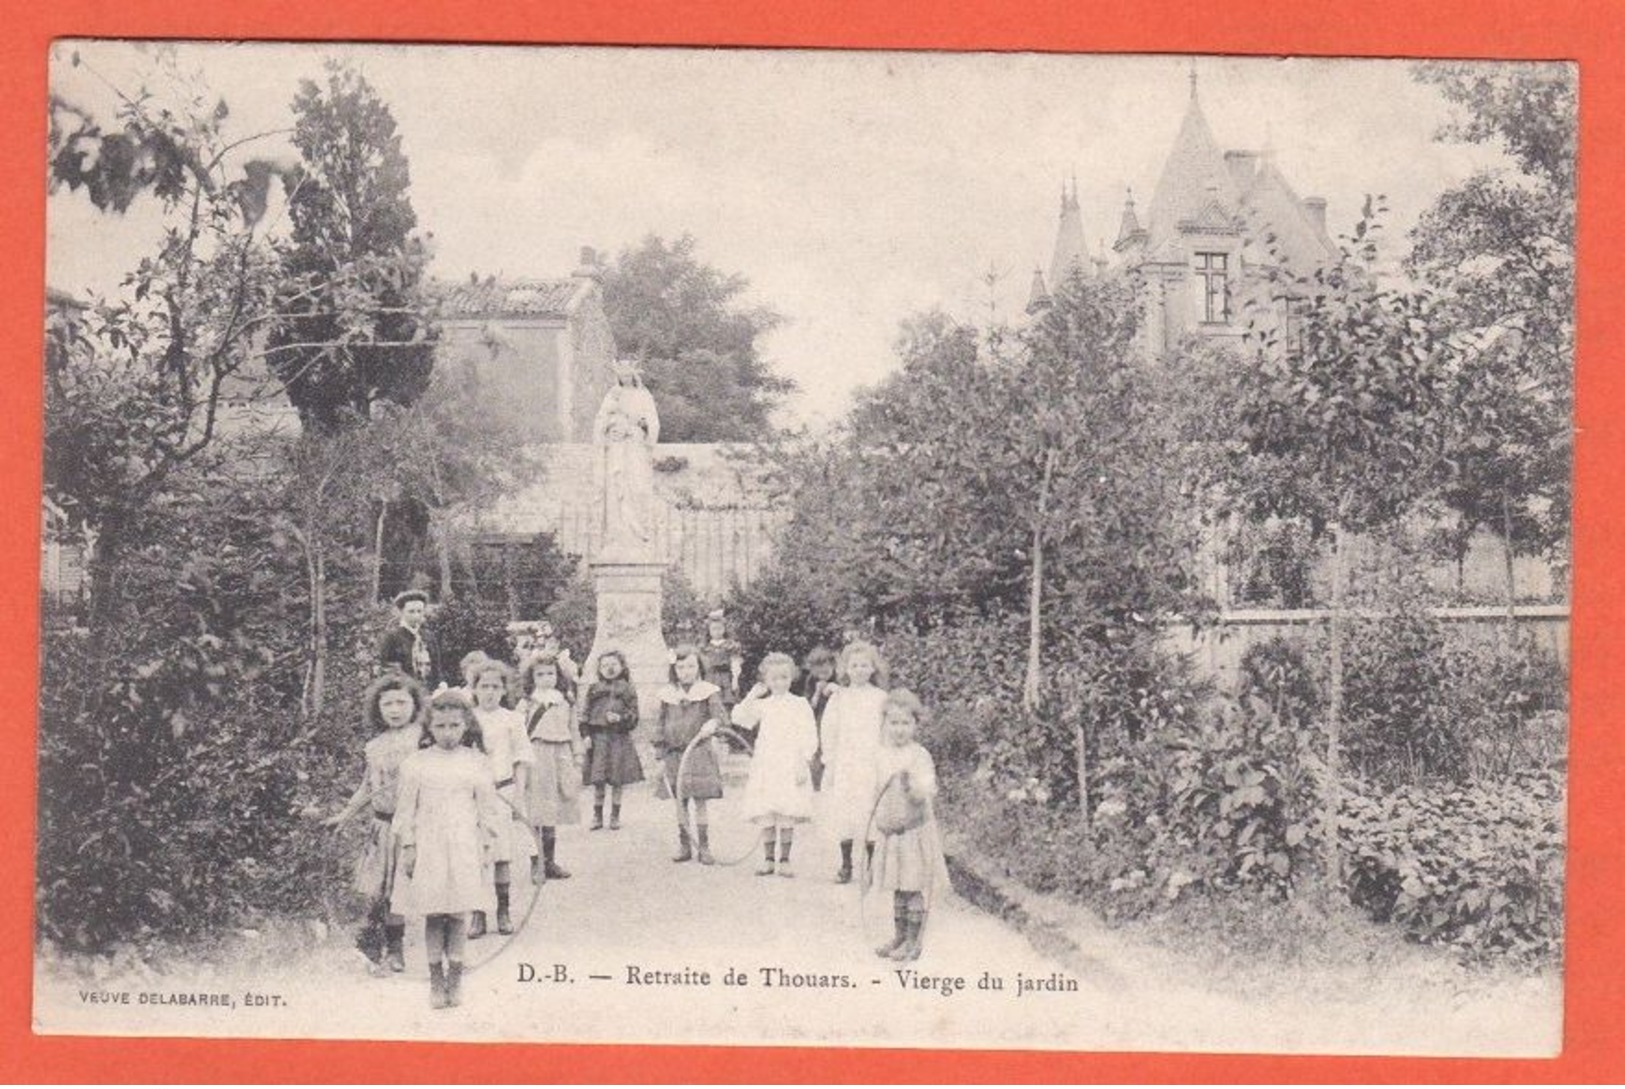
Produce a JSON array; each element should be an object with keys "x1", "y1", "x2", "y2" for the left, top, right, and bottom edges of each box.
[
  {"x1": 890, "y1": 908, "x2": 925, "y2": 962},
  {"x1": 495, "y1": 885, "x2": 513, "y2": 935},
  {"x1": 468, "y1": 910, "x2": 487, "y2": 940},
  {"x1": 542, "y1": 828, "x2": 571, "y2": 879},
  {"x1": 446, "y1": 961, "x2": 465, "y2": 1007},
  {"x1": 672, "y1": 826, "x2": 693, "y2": 863},
  {"x1": 755, "y1": 835, "x2": 776, "y2": 876},
  {"x1": 355, "y1": 899, "x2": 386, "y2": 964},
  {"x1": 875, "y1": 898, "x2": 908, "y2": 958},
  {"x1": 590, "y1": 805, "x2": 604, "y2": 831},
  {"x1": 609, "y1": 803, "x2": 622, "y2": 830},
  {"x1": 777, "y1": 832, "x2": 795, "y2": 878},
  {"x1": 429, "y1": 963, "x2": 449, "y2": 1009},
  {"x1": 695, "y1": 824, "x2": 714, "y2": 866},
  {"x1": 835, "y1": 839, "x2": 854, "y2": 884},
  {"x1": 384, "y1": 923, "x2": 406, "y2": 973}
]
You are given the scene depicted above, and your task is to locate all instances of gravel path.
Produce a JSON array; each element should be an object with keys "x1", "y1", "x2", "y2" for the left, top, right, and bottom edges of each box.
[{"x1": 34, "y1": 777, "x2": 1561, "y2": 1055}]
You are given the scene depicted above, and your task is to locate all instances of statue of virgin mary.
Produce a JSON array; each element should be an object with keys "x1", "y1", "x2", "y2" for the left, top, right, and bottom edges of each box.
[{"x1": 594, "y1": 360, "x2": 661, "y2": 560}]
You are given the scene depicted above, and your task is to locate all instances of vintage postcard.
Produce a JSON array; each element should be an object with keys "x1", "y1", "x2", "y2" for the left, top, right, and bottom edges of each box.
[{"x1": 36, "y1": 41, "x2": 1571, "y2": 1056}]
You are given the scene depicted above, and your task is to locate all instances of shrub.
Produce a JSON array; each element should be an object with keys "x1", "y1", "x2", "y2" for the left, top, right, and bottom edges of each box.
[
  {"x1": 36, "y1": 628, "x2": 319, "y2": 950},
  {"x1": 1340, "y1": 770, "x2": 1565, "y2": 964},
  {"x1": 545, "y1": 571, "x2": 597, "y2": 661},
  {"x1": 1237, "y1": 634, "x2": 1322, "y2": 724},
  {"x1": 723, "y1": 566, "x2": 851, "y2": 686},
  {"x1": 660, "y1": 564, "x2": 706, "y2": 645},
  {"x1": 429, "y1": 596, "x2": 517, "y2": 673},
  {"x1": 1341, "y1": 608, "x2": 1567, "y2": 785}
]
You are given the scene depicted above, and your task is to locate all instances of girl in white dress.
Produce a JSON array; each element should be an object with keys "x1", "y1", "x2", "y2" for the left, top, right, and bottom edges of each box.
[
  {"x1": 819, "y1": 640, "x2": 889, "y2": 883},
  {"x1": 390, "y1": 691, "x2": 508, "y2": 1008},
  {"x1": 469, "y1": 661, "x2": 534, "y2": 938},
  {"x1": 731, "y1": 653, "x2": 817, "y2": 877}
]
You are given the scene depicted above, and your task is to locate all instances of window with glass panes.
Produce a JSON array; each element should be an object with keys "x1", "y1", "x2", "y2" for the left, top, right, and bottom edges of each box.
[{"x1": 1195, "y1": 251, "x2": 1230, "y2": 323}]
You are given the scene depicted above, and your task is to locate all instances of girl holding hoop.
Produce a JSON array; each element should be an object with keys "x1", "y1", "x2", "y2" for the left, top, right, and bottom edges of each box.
[
  {"x1": 653, "y1": 644, "x2": 727, "y2": 865},
  {"x1": 867, "y1": 688, "x2": 950, "y2": 962},
  {"x1": 326, "y1": 673, "x2": 427, "y2": 974}
]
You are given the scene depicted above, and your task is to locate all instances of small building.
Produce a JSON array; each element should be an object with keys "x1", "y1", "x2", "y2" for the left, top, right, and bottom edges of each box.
[{"x1": 431, "y1": 248, "x2": 618, "y2": 444}]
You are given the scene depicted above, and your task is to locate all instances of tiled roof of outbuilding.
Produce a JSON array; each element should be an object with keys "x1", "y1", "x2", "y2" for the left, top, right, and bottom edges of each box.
[{"x1": 432, "y1": 277, "x2": 584, "y2": 319}]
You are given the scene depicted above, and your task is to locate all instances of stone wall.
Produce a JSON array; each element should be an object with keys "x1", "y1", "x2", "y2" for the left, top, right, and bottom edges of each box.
[{"x1": 1165, "y1": 604, "x2": 1570, "y2": 691}]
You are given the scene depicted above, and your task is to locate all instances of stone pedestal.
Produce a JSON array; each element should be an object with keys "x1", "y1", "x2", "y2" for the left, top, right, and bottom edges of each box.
[{"x1": 582, "y1": 560, "x2": 671, "y2": 727}]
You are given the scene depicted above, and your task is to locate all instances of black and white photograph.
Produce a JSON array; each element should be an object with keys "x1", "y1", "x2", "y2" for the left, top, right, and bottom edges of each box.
[{"x1": 37, "y1": 42, "x2": 1572, "y2": 1054}]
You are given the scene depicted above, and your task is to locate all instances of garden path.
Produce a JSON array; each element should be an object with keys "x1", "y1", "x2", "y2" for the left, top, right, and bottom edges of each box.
[{"x1": 34, "y1": 777, "x2": 1560, "y2": 1056}]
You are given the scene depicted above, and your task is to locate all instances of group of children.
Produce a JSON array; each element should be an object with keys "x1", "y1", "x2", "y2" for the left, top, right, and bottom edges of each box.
[{"x1": 331, "y1": 630, "x2": 948, "y2": 1010}]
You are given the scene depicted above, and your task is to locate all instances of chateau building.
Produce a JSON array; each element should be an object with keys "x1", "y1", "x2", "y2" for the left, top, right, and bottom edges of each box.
[{"x1": 1027, "y1": 73, "x2": 1340, "y2": 357}]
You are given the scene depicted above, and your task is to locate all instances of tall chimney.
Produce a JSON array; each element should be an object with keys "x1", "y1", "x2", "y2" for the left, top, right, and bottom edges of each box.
[
  {"x1": 1303, "y1": 197, "x2": 1328, "y2": 232},
  {"x1": 573, "y1": 245, "x2": 603, "y2": 281}
]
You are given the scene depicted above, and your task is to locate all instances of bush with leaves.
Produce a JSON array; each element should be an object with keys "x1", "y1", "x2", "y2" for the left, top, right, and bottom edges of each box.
[
  {"x1": 660, "y1": 564, "x2": 707, "y2": 646},
  {"x1": 545, "y1": 571, "x2": 597, "y2": 664},
  {"x1": 722, "y1": 565, "x2": 853, "y2": 687},
  {"x1": 1340, "y1": 770, "x2": 1564, "y2": 964},
  {"x1": 37, "y1": 610, "x2": 312, "y2": 951},
  {"x1": 427, "y1": 597, "x2": 517, "y2": 678}
]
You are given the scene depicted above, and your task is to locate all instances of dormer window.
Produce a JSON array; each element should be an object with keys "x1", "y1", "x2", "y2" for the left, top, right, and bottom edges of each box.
[{"x1": 1195, "y1": 251, "x2": 1231, "y2": 324}]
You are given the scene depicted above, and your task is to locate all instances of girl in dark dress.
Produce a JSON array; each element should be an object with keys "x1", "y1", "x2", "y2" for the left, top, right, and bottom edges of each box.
[
  {"x1": 654, "y1": 644, "x2": 727, "y2": 864},
  {"x1": 796, "y1": 645, "x2": 838, "y2": 791},
  {"x1": 579, "y1": 650, "x2": 643, "y2": 829},
  {"x1": 698, "y1": 608, "x2": 744, "y2": 715}
]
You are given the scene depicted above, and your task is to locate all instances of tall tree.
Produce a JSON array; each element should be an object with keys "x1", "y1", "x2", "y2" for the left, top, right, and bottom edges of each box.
[
  {"x1": 268, "y1": 61, "x2": 435, "y2": 433},
  {"x1": 1223, "y1": 209, "x2": 1456, "y2": 877},
  {"x1": 1407, "y1": 62, "x2": 1574, "y2": 601},
  {"x1": 601, "y1": 234, "x2": 794, "y2": 442},
  {"x1": 46, "y1": 53, "x2": 287, "y2": 630}
]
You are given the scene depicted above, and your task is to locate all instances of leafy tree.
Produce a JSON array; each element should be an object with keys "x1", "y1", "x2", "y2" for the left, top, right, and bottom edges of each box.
[
  {"x1": 46, "y1": 54, "x2": 288, "y2": 631},
  {"x1": 1407, "y1": 62, "x2": 1574, "y2": 603},
  {"x1": 1222, "y1": 208, "x2": 1456, "y2": 876},
  {"x1": 601, "y1": 234, "x2": 793, "y2": 441},
  {"x1": 268, "y1": 61, "x2": 435, "y2": 433},
  {"x1": 753, "y1": 279, "x2": 1208, "y2": 819}
]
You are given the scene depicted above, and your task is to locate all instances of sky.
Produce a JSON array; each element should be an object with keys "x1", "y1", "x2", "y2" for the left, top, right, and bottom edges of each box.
[{"x1": 46, "y1": 42, "x2": 1520, "y2": 427}]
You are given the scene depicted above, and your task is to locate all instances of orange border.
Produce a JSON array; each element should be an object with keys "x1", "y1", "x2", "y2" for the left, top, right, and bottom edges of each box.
[{"x1": 8, "y1": 1, "x2": 1622, "y2": 1082}]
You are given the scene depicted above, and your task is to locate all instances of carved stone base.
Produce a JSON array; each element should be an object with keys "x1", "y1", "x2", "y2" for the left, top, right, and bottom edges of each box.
[{"x1": 582, "y1": 560, "x2": 672, "y2": 726}]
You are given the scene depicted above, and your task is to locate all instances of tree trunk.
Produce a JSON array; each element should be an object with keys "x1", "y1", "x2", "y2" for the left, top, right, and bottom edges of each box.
[
  {"x1": 503, "y1": 542, "x2": 519, "y2": 621},
  {"x1": 84, "y1": 516, "x2": 126, "y2": 650},
  {"x1": 310, "y1": 544, "x2": 328, "y2": 714},
  {"x1": 1074, "y1": 717, "x2": 1090, "y2": 833},
  {"x1": 1323, "y1": 516, "x2": 1347, "y2": 886},
  {"x1": 294, "y1": 523, "x2": 319, "y2": 717},
  {"x1": 1022, "y1": 449, "x2": 1056, "y2": 713},
  {"x1": 1023, "y1": 523, "x2": 1045, "y2": 713},
  {"x1": 369, "y1": 501, "x2": 388, "y2": 605},
  {"x1": 435, "y1": 520, "x2": 454, "y2": 602},
  {"x1": 1501, "y1": 491, "x2": 1517, "y2": 633}
]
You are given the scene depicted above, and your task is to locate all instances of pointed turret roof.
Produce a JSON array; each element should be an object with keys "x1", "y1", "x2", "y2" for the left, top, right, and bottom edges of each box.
[
  {"x1": 1145, "y1": 72, "x2": 1241, "y2": 258},
  {"x1": 1048, "y1": 177, "x2": 1089, "y2": 290},
  {"x1": 1025, "y1": 266, "x2": 1051, "y2": 315},
  {"x1": 1114, "y1": 188, "x2": 1146, "y2": 250}
]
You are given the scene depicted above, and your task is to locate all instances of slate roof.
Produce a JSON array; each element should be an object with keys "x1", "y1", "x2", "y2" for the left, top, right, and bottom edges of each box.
[
  {"x1": 432, "y1": 277, "x2": 585, "y2": 320},
  {"x1": 1048, "y1": 183, "x2": 1089, "y2": 289},
  {"x1": 1141, "y1": 85, "x2": 1339, "y2": 270}
]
